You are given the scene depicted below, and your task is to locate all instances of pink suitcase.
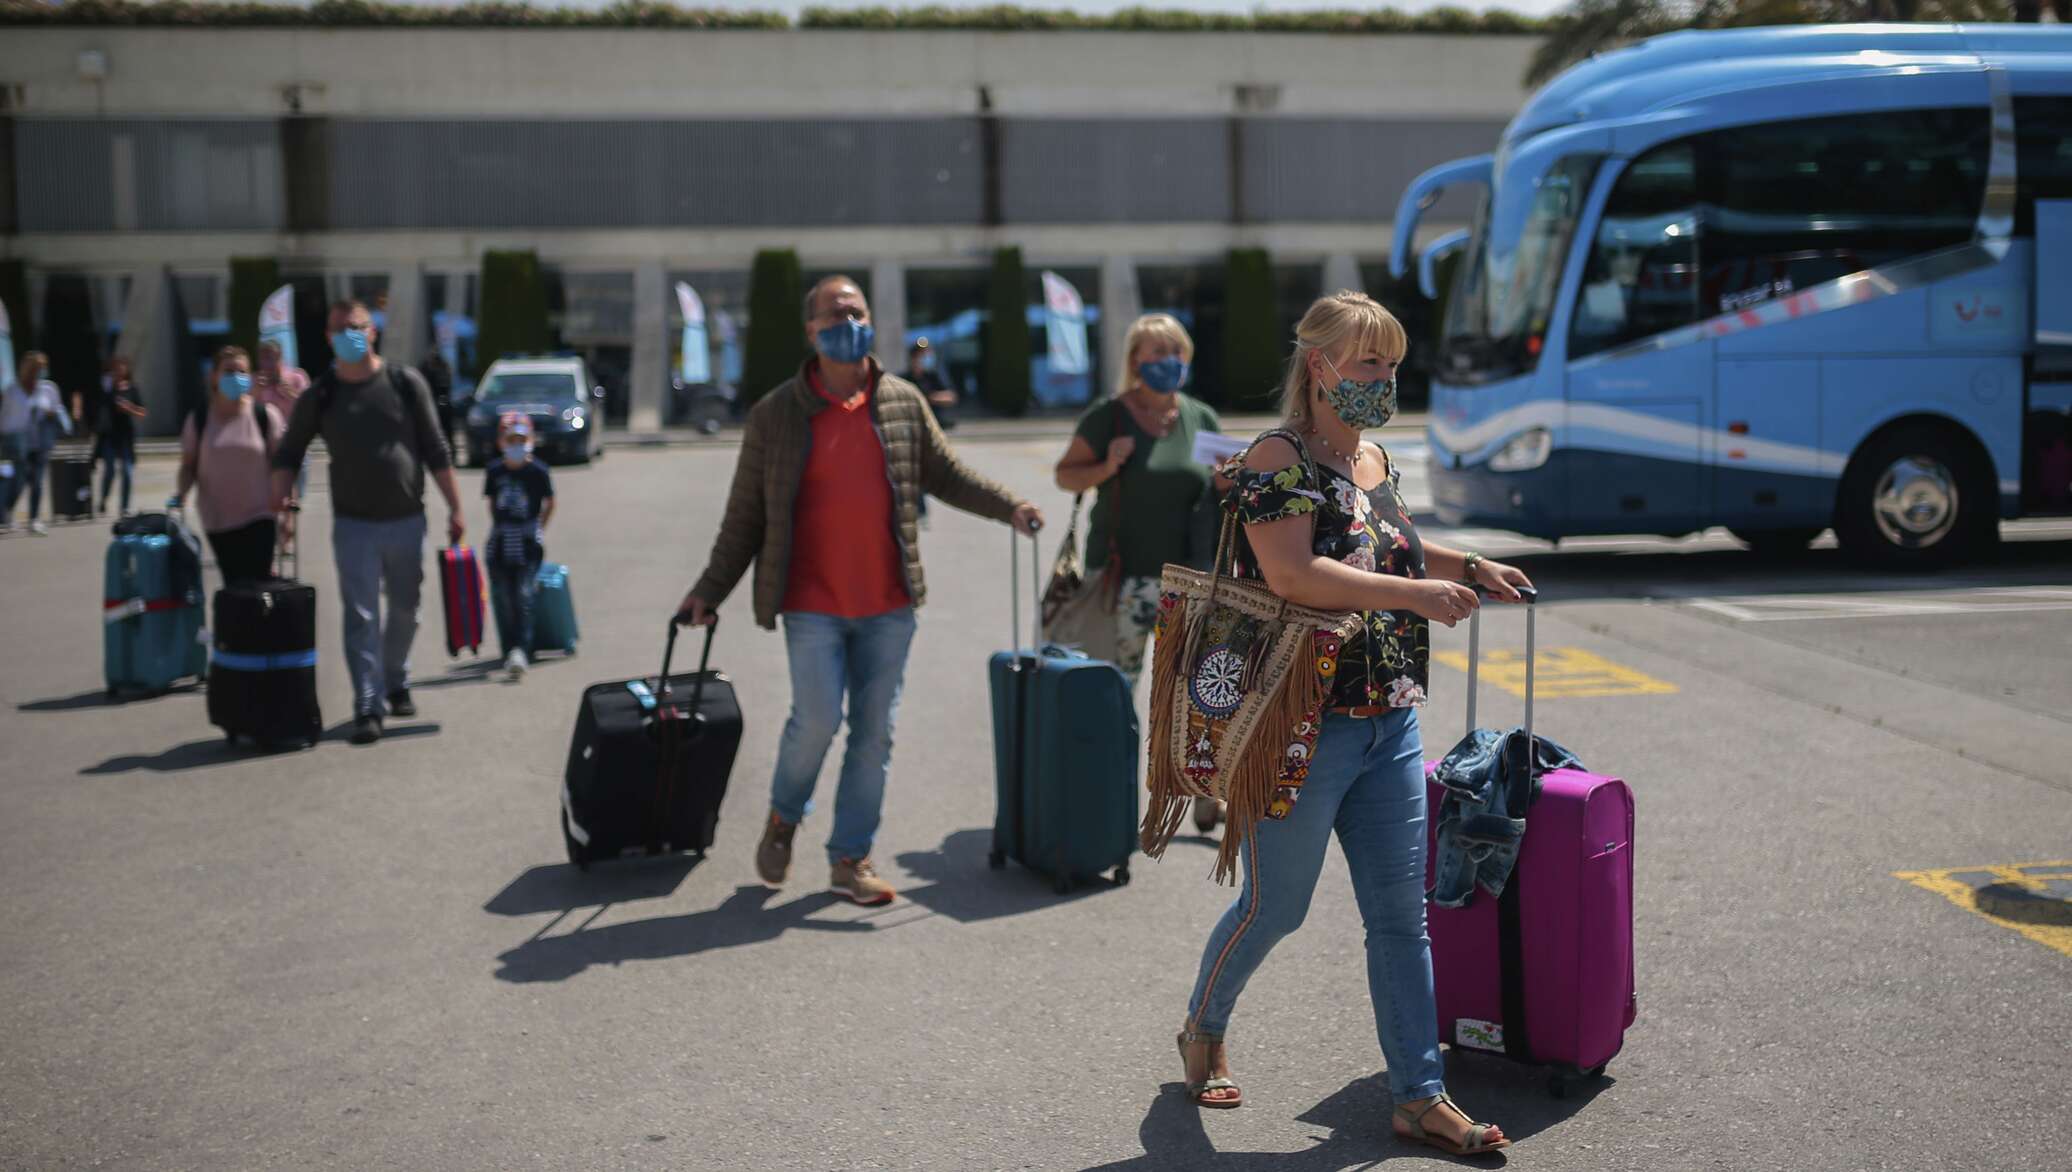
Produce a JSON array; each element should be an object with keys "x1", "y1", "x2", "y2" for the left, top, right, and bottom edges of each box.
[{"x1": 1424, "y1": 593, "x2": 1635, "y2": 1097}]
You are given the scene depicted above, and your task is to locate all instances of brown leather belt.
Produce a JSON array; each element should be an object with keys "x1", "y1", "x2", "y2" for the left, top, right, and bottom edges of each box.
[{"x1": 1328, "y1": 705, "x2": 1391, "y2": 718}]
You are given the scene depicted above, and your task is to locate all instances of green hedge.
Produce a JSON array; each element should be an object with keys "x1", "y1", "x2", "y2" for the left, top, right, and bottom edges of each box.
[
  {"x1": 742, "y1": 248, "x2": 805, "y2": 404},
  {"x1": 983, "y1": 247, "x2": 1033, "y2": 417},
  {"x1": 225, "y1": 257, "x2": 279, "y2": 359},
  {"x1": 474, "y1": 250, "x2": 551, "y2": 381},
  {"x1": 0, "y1": 1, "x2": 1545, "y2": 33},
  {"x1": 1221, "y1": 248, "x2": 1280, "y2": 413}
]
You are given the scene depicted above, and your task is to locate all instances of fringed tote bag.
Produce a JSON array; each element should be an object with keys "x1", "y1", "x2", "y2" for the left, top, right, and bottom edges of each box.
[{"x1": 1140, "y1": 429, "x2": 1364, "y2": 884}]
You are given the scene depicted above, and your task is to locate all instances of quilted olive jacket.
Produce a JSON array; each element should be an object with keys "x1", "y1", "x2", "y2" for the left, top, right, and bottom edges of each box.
[{"x1": 690, "y1": 360, "x2": 1022, "y2": 629}]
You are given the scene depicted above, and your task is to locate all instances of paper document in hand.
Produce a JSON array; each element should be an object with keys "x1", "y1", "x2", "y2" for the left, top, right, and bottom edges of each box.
[{"x1": 1190, "y1": 431, "x2": 1249, "y2": 468}]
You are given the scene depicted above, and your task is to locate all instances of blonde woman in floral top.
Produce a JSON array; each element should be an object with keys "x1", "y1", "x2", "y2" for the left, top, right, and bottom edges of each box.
[{"x1": 1174, "y1": 292, "x2": 1532, "y2": 1160}]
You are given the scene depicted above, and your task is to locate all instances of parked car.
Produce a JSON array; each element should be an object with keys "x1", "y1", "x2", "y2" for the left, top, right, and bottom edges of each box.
[{"x1": 464, "y1": 356, "x2": 605, "y2": 465}]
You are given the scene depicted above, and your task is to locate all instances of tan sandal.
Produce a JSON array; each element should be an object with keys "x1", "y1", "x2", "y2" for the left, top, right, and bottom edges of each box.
[
  {"x1": 1175, "y1": 1028, "x2": 1242, "y2": 1108},
  {"x1": 1393, "y1": 1092, "x2": 1509, "y2": 1156}
]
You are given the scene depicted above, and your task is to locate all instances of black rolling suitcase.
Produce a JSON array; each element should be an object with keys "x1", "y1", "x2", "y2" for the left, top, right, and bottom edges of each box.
[
  {"x1": 50, "y1": 449, "x2": 94, "y2": 521},
  {"x1": 560, "y1": 618, "x2": 742, "y2": 869},
  {"x1": 207, "y1": 542, "x2": 321, "y2": 749}
]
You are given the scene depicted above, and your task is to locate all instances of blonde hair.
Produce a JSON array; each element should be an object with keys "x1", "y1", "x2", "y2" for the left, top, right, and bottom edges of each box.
[
  {"x1": 1113, "y1": 313, "x2": 1195, "y2": 397},
  {"x1": 1278, "y1": 291, "x2": 1409, "y2": 428}
]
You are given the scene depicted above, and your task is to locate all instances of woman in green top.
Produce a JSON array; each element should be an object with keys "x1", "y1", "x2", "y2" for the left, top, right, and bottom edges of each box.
[{"x1": 1052, "y1": 313, "x2": 1223, "y2": 687}]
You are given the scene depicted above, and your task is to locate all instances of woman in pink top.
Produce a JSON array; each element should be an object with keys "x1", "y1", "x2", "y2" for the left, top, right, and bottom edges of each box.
[{"x1": 172, "y1": 345, "x2": 285, "y2": 584}]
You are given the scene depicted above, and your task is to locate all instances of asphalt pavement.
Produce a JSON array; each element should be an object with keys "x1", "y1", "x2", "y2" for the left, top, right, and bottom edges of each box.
[{"x1": 3, "y1": 423, "x2": 2069, "y2": 1171}]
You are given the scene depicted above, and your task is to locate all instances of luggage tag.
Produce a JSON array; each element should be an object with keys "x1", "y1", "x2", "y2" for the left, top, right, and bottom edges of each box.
[
  {"x1": 103, "y1": 598, "x2": 146, "y2": 623},
  {"x1": 0, "y1": 461, "x2": 13, "y2": 479},
  {"x1": 625, "y1": 679, "x2": 659, "y2": 712}
]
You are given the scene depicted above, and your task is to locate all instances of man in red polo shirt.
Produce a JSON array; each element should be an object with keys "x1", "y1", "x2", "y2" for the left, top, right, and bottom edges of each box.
[{"x1": 680, "y1": 277, "x2": 1042, "y2": 906}]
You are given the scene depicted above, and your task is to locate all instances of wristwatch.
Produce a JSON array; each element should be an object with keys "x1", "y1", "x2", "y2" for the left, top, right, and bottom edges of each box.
[{"x1": 1461, "y1": 552, "x2": 1485, "y2": 582}]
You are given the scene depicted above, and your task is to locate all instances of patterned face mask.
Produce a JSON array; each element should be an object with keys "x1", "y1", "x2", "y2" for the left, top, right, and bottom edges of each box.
[{"x1": 1318, "y1": 354, "x2": 1398, "y2": 429}]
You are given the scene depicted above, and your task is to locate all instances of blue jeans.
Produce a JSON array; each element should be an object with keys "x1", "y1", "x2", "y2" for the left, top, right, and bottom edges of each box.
[
  {"x1": 1186, "y1": 709, "x2": 1445, "y2": 1104},
  {"x1": 6, "y1": 442, "x2": 50, "y2": 522},
  {"x1": 769, "y1": 608, "x2": 918, "y2": 864},
  {"x1": 488, "y1": 556, "x2": 540, "y2": 659},
  {"x1": 0, "y1": 432, "x2": 25, "y2": 521},
  {"x1": 98, "y1": 449, "x2": 134, "y2": 514},
  {"x1": 331, "y1": 514, "x2": 427, "y2": 718}
]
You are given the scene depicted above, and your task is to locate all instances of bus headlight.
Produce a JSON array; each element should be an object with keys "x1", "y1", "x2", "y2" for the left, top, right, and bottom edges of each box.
[{"x1": 1488, "y1": 428, "x2": 1552, "y2": 472}]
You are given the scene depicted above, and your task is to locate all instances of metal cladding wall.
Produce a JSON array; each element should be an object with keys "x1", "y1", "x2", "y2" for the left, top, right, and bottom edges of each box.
[
  {"x1": 998, "y1": 119, "x2": 1231, "y2": 223},
  {"x1": 325, "y1": 118, "x2": 987, "y2": 229},
  {"x1": 1241, "y1": 118, "x2": 1508, "y2": 223},
  {"x1": 15, "y1": 119, "x2": 283, "y2": 233}
]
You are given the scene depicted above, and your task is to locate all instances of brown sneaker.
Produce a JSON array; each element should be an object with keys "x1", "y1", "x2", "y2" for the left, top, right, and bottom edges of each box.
[
  {"x1": 755, "y1": 814, "x2": 797, "y2": 888},
  {"x1": 829, "y1": 857, "x2": 896, "y2": 906}
]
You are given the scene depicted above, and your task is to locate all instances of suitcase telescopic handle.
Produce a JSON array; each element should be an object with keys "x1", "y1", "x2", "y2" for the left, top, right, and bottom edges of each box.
[
  {"x1": 1008, "y1": 525, "x2": 1042, "y2": 657},
  {"x1": 661, "y1": 613, "x2": 719, "y2": 711},
  {"x1": 1464, "y1": 585, "x2": 1537, "y2": 745}
]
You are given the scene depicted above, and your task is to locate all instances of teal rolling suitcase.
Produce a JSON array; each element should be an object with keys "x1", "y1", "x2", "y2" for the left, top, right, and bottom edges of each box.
[
  {"x1": 103, "y1": 513, "x2": 209, "y2": 695},
  {"x1": 531, "y1": 561, "x2": 579, "y2": 655},
  {"x1": 987, "y1": 531, "x2": 1139, "y2": 893}
]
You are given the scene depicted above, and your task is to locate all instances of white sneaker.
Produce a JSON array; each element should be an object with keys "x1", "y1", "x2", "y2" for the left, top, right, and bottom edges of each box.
[
  {"x1": 505, "y1": 650, "x2": 528, "y2": 681},
  {"x1": 29, "y1": 521, "x2": 47, "y2": 535}
]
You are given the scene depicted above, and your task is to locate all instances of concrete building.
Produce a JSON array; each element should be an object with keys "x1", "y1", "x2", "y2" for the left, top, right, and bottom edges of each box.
[{"x1": 0, "y1": 25, "x2": 1535, "y2": 434}]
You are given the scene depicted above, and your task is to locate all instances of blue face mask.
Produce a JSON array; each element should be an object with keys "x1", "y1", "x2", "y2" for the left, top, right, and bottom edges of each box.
[
  {"x1": 501, "y1": 441, "x2": 530, "y2": 465},
  {"x1": 1137, "y1": 356, "x2": 1189, "y2": 394},
  {"x1": 330, "y1": 328, "x2": 372, "y2": 363},
  {"x1": 220, "y1": 372, "x2": 252, "y2": 400},
  {"x1": 815, "y1": 318, "x2": 875, "y2": 365}
]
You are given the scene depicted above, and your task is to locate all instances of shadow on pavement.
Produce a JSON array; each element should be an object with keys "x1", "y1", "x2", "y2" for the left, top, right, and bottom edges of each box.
[
  {"x1": 485, "y1": 856, "x2": 700, "y2": 916},
  {"x1": 20, "y1": 683, "x2": 202, "y2": 712},
  {"x1": 408, "y1": 660, "x2": 502, "y2": 691},
  {"x1": 78, "y1": 721, "x2": 441, "y2": 773},
  {"x1": 1972, "y1": 883, "x2": 2072, "y2": 926},
  {"x1": 894, "y1": 828, "x2": 1126, "y2": 923},
  {"x1": 1083, "y1": 1065, "x2": 1609, "y2": 1170},
  {"x1": 492, "y1": 884, "x2": 871, "y2": 983}
]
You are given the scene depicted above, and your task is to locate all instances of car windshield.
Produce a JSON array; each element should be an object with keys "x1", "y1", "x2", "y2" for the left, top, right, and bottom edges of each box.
[
  {"x1": 479, "y1": 372, "x2": 579, "y2": 403},
  {"x1": 1440, "y1": 154, "x2": 1598, "y2": 383}
]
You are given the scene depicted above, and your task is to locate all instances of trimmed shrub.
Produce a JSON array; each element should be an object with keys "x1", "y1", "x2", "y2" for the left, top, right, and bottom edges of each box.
[
  {"x1": 475, "y1": 249, "x2": 551, "y2": 380},
  {"x1": 1221, "y1": 248, "x2": 1281, "y2": 413},
  {"x1": 982, "y1": 246, "x2": 1032, "y2": 416},
  {"x1": 226, "y1": 256, "x2": 279, "y2": 358},
  {"x1": 742, "y1": 248, "x2": 805, "y2": 404}
]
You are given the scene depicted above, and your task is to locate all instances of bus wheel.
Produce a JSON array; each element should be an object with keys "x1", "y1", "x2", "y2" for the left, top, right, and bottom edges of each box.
[
  {"x1": 1834, "y1": 424, "x2": 1992, "y2": 569},
  {"x1": 1729, "y1": 527, "x2": 1823, "y2": 558}
]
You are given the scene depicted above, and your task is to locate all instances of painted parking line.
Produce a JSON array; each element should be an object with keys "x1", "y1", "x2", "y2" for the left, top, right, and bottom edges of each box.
[
  {"x1": 1432, "y1": 646, "x2": 1679, "y2": 699},
  {"x1": 1893, "y1": 861, "x2": 2072, "y2": 959},
  {"x1": 1686, "y1": 587, "x2": 2072, "y2": 623}
]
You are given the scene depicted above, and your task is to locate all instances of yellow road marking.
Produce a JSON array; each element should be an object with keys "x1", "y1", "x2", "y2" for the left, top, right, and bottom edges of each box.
[
  {"x1": 1893, "y1": 861, "x2": 2072, "y2": 959},
  {"x1": 1432, "y1": 647, "x2": 1679, "y2": 699}
]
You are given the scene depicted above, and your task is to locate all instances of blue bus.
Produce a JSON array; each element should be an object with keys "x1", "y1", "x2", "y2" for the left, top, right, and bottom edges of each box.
[{"x1": 1391, "y1": 24, "x2": 2072, "y2": 566}]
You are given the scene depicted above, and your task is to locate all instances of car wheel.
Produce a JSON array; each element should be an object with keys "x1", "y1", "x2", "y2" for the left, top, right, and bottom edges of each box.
[{"x1": 1833, "y1": 422, "x2": 1996, "y2": 569}]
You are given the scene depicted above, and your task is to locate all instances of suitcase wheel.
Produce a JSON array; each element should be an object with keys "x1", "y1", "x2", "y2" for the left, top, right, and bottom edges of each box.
[
  {"x1": 1111, "y1": 864, "x2": 1131, "y2": 887},
  {"x1": 1052, "y1": 874, "x2": 1072, "y2": 896},
  {"x1": 224, "y1": 732, "x2": 237, "y2": 747},
  {"x1": 987, "y1": 850, "x2": 1006, "y2": 871}
]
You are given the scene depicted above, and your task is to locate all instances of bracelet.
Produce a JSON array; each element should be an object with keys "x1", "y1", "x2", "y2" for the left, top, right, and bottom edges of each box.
[{"x1": 1461, "y1": 552, "x2": 1485, "y2": 581}]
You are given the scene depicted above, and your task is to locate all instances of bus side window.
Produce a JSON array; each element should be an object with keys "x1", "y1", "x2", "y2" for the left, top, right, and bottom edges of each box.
[
  {"x1": 2015, "y1": 96, "x2": 2072, "y2": 236},
  {"x1": 1700, "y1": 108, "x2": 1989, "y2": 311},
  {"x1": 1570, "y1": 143, "x2": 1701, "y2": 360}
]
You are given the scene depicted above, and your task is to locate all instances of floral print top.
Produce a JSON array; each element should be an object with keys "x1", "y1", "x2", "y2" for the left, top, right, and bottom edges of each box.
[{"x1": 1224, "y1": 440, "x2": 1429, "y2": 709}]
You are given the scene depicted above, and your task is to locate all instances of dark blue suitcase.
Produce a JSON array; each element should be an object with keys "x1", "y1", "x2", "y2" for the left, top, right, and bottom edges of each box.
[{"x1": 988, "y1": 531, "x2": 1139, "y2": 893}]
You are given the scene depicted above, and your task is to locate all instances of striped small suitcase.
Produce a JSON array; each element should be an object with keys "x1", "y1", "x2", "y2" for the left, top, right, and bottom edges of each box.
[{"x1": 438, "y1": 544, "x2": 488, "y2": 657}]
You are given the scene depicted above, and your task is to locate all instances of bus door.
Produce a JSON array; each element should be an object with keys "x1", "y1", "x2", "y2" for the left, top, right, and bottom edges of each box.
[{"x1": 1563, "y1": 143, "x2": 1709, "y2": 535}]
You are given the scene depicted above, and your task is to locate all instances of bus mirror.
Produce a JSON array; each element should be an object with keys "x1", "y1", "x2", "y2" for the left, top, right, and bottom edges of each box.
[{"x1": 1419, "y1": 230, "x2": 1471, "y2": 300}]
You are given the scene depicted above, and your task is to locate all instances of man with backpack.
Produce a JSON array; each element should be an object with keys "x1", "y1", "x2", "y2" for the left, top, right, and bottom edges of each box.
[{"x1": 272, "y1": 300, "x2": 464, "y2": 745}]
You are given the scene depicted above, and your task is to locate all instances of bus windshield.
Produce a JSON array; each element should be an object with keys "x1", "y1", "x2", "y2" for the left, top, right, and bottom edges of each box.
[{"x1": 1441, "y1": 155, "x2": 1598, "y2": 383}]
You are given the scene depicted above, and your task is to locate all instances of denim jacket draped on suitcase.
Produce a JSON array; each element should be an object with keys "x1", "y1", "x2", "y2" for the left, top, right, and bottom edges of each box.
[{"x1": 1428, "y1": 729, "x2": 1581, "y2": 908}]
